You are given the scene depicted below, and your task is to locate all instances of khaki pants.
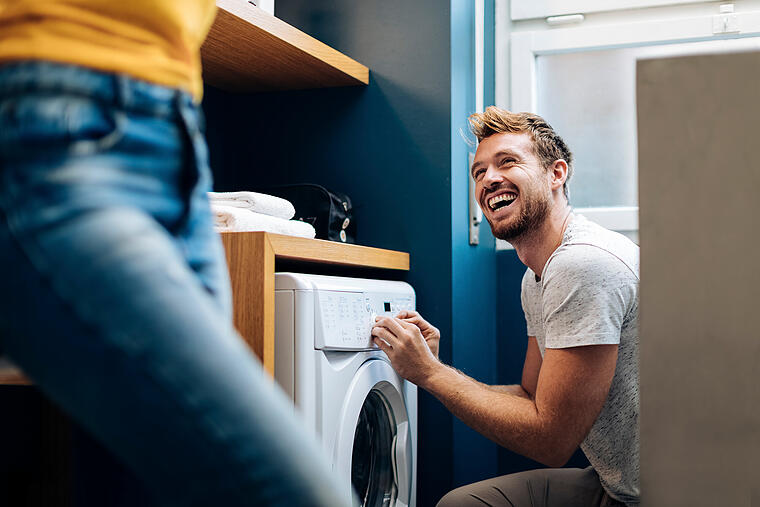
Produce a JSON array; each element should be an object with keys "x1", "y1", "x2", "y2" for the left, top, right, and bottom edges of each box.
[{"x1": 436, "y1": 467, "x2": 627, "y2": 507}]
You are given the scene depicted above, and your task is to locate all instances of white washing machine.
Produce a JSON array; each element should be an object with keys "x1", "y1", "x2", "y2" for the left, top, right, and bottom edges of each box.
[{"x1": 274, "y1": 273, "x2": 417, "y2": 507}]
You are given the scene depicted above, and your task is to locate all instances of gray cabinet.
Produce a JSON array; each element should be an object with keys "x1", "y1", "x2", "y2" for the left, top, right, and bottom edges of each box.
[{"x1": 638, "y1": 51, "x2": 760, "y2": 506}]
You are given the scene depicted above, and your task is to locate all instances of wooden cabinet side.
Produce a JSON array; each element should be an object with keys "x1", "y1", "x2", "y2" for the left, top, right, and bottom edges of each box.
[{"x1": 220, "y1": 232, "x2": 276, "y2": 375}]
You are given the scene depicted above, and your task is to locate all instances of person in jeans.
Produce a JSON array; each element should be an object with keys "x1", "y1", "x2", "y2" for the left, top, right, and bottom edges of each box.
[
  {"x1": 373, "y1": 107, "x2": 639, "y2": 506},
  {"x1": 0, "y1": 2, "x2": 349, "y2": 505}
]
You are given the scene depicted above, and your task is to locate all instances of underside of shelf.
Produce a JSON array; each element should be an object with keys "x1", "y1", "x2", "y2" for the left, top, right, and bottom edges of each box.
[
  {"x1": 202, "y1": 0, "x2": 369, "y2": 92},
  {"x1": 0, "y1": 359, "x2": 30, "y2": 385}
]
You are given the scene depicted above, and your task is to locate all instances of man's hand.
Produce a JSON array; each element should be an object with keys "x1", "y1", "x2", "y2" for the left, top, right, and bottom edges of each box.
[
  {"x1": 396, "y1": 310, "x2": 440, "y2": 359},
  {"x1": 371, "y1": 316, "x2": 440, "y2": 386}
]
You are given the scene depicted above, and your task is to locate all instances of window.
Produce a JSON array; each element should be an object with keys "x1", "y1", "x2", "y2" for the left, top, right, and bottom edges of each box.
[{"x1": 495, "y1": 0, "x2": 760, "y2": 248}]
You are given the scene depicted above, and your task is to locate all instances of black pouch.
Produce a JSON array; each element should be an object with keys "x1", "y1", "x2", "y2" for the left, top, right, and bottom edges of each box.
[{"x1": 260, "y1": 184, "x2": 355, "y2": 243}]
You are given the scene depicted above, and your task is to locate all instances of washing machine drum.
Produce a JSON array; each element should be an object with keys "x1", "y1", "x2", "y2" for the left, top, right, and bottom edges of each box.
[
  {"x1": 339, "y1": 359, "x2": 413, "y2": 507},
  {"x1": 352, "y1": 390, "x2": 396, "y2": 505}
]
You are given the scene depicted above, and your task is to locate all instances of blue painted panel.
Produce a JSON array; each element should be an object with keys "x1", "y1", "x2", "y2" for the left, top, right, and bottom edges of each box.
[
  {"x1": 484, "y1": 0, "x2": 496, "y2": 106},
  {"x1": 450, "y1": 0, "x2": 500, "y2": 490}
]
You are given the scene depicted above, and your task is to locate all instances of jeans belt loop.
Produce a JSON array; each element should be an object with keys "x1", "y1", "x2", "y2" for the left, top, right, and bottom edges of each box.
[
  {"x1": 174, "y1": 91, "x2": 187, "y2": 120},
  {"x1": 114, "y1": 74, "x2": 131, "y2": 110}
]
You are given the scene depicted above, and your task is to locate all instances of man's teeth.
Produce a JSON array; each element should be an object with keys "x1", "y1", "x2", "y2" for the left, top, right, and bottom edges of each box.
[{"x1": 488, "y1": 193, "x2": 517, "y2": 210}]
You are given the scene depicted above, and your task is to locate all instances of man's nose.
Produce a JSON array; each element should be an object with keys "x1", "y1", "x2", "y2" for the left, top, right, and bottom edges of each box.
[{"x1": 482, "y1": 165, "x2": 503, "y2": 189}]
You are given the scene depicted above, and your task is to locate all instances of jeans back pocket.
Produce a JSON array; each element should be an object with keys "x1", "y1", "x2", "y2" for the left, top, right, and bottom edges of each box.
[{"x1": 0, "y1": 94, "x2": 125, "y2": 159}]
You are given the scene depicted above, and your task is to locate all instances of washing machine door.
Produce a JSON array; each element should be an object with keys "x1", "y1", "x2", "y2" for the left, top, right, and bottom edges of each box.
[{"x1": 334, "y1": 358, "x2": 413, "y2": 507}]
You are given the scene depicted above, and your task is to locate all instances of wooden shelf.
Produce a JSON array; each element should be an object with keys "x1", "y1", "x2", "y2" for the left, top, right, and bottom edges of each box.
[
  {"x1": 1, "y1": 234, "x2": 407, "y2": 385},
  {"x1": 221, "y1": 232, "x2": 409, "y2": 374},
  {"x1": 266, "y1": 233, "x2": 409, "y2": 269},
  {"x1": 201, "y1": 0, "x2": 369, "y2": 92}
]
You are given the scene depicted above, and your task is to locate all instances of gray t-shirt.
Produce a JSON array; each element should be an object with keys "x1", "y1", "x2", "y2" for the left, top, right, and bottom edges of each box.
[{"x1": 521, "y1": 214, "x2": 640, "y2": 506}]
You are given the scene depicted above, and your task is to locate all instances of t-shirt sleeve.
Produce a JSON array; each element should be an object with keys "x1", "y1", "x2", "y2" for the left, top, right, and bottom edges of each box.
[
  {"x1": 541, "y1": 245, "x2": 637, "y2": 349},
  {"x1": 521, "y1": 268, "x2": 542, "y2": 337}
]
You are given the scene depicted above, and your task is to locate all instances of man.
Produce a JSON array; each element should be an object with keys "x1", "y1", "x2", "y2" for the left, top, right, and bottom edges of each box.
[{"x1": 372, "y1": 106, "x2": 639, "y2": 506}]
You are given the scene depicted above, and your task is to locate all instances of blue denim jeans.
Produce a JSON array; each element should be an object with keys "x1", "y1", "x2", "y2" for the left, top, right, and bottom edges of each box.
[{"x1": 0, "y1": 62, "x2": 348, "y2": 507}]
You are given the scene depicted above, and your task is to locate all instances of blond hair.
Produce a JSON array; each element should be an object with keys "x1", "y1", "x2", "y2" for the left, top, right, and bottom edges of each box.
[{"x1": 469, "y1": 106, "x2": 573, "y2": 200}]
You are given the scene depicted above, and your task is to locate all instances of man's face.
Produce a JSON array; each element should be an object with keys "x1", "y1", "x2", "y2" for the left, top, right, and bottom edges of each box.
[{"x1": 471, "y1": 132, "x2": 552, "y2": 242}]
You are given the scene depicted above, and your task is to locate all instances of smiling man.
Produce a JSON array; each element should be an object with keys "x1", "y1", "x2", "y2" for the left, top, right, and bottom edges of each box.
[{"x1": 372, "y1": 107, "x2": 640, "y2": 506}]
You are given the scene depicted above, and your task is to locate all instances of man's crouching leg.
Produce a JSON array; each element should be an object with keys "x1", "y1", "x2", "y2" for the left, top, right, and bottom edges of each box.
[{"x1": 436, "y1": 466, "x2": 613, "y2": 507}]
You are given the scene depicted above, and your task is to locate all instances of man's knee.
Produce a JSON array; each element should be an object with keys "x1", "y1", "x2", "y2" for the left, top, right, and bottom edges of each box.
[
  {"x1": 436, "y1": 485, "x2": 481, "y2": 507},
  {"x1": 437, "y1": 468, "x2": 603, "y2": 507},
  {"x1": 436, "y1": 474, "x2": 527, "y2": 507}
]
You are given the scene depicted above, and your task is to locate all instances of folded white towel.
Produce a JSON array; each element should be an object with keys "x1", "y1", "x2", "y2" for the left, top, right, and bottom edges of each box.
[
  {"x1": 212, "y1": 205, "x2": 316, "y2": 238},
  {"x1": 207, "y1": 191, "x2": 295, "y2": 220}
]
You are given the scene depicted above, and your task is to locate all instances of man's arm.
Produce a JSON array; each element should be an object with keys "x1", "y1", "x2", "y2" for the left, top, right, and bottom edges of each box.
[
  {"x1": 372, "y1": 319, "x2": 617, "y2": 467},
  {"x1": 394, "y1": 311, "x2": 540, "y2": 399},
  {"x1": 479, "y1": 337, "x2": 542, "y2": 400},
  {"x1": 425, "y1": 344, "x2": 618, "y2": 466}
]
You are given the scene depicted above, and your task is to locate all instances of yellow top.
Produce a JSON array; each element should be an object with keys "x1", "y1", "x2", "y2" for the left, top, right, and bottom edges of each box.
[{"x1": 0, "y1": 0, "x2": 217, "y2": 100}]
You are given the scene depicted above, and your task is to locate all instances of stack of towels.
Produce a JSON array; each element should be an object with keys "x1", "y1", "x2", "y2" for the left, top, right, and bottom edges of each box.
[{"x1": 208, "y1": 191, "x2": 316, "y2": 239}]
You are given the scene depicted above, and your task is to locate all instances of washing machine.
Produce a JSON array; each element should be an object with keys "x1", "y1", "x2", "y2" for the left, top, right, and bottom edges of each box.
[{"x1": 274, "y1": 273, "x2": 417, "y2": 507}]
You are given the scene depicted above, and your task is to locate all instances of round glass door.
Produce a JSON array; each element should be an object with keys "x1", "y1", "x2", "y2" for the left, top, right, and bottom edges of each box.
[
  {"x1": 351, "y1": 390, "x2": 396, "y2": 507},
  {"x1": 333, "y1": 359, "x2": 413, "y2": 507}
]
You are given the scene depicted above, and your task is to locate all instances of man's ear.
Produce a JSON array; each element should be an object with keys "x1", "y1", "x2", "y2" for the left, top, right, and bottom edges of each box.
[{"x1": 548, "y1": 159, "x2": 569, "y2": 192}]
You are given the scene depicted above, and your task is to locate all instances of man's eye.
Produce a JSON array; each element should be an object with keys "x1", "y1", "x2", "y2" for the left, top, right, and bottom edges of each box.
[
  {"x1": 473, "y1": 169, "x2": 485, "y2": 180},
  {"x1": 500, "y1": 158, "x2": 515, "y2": 167}
]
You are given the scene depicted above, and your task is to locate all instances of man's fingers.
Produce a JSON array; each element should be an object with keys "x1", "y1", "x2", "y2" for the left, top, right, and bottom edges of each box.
[
  {"x1": 401, "y1": 317, "x2": 426, "y2": 333},
  {"x1": 371, "y1": 324, "x2": 400, "y2": 347},
  {"x1": 394, "y1": 318, "x2": 419, "y2": 331},
  {"x1": 373, "y1": 337, "x2": 391, "y2": 353},
  {"x1": 400, "y1": 312, "x2": 432, "y2": 330},
  {"x1": 374, "y1": 316, "x2": 410, "y2": 338},
  {"x1": 400, "y1": 315, "x2": 420, "y2": 324}
]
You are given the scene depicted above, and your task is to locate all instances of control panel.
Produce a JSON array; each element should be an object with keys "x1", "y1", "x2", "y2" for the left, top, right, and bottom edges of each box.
[{"x1": 315, "y1": 290, "x2": 414, "y2": 350}]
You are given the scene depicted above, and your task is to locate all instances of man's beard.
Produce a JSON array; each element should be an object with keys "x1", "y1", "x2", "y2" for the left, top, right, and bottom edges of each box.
[{"x1": 487, "y1": 183, "x2": 551, "y2": 242}]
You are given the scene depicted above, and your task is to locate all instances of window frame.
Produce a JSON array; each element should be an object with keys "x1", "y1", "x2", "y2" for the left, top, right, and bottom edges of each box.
[{"x1": 510, "y1": 0, "x2": 714, "y2": 21}]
